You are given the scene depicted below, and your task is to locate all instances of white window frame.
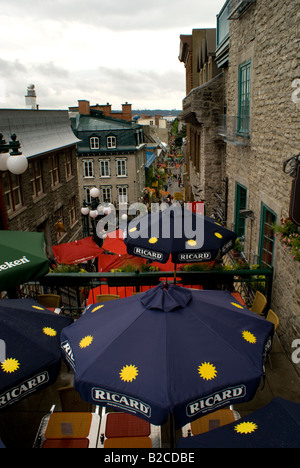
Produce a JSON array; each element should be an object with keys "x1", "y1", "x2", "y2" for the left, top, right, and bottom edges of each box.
[
  {"x1": 90, "y1": 137, "x2": 100, "y2": 150},
  {"x1": 83, "y1": 159, "x2": 94, "y2": 178},
  {"x1": 101, "y1": 186, "x2": 112, "y2": 204},
  {"x1": 118, "y1": 186, "x2": 128, "y2": 205},
  {"x1": 107, "y1": 136, "x2": 117, "y2": 148},
  {"x1": 99, "y1": 159, "x2": 111, "y2": 178},
  {"x1": 116, "y1": 158, "x2": 127, "y2": 177}
]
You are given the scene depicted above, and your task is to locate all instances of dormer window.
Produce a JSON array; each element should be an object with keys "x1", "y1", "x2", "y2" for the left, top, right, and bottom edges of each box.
[
  {"x1": 90, "y1": 137, "x2": 100, "y2": 149},
  {"x1": 107, "y1": 136, "x2": 117, "y2": 148}
]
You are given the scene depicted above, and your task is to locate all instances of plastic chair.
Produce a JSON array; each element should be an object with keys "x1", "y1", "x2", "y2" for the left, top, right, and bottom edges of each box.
[
  {"x1": 96, "y1": 294, "x2": 120, "y2": 302},
  {"x1": 250, "y1": 291, "x2": 267, "y2": 316},
  {"x1": 37, "y1": 294, "x2": 61, "y2": 308},
  {"x1": 58, "y1": 386, "x2": 93, "y2": 412}
]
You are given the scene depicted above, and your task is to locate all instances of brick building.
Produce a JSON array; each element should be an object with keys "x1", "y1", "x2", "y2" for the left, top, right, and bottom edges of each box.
[{"x1": 0, "y1": 109, "x2": 81, "y2": 255}]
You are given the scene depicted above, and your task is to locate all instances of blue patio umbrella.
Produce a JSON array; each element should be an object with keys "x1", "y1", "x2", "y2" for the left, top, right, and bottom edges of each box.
[
  {"x1": 0, "y1": 298, "x2": 73, "y2": 412},
  {"x1": 60, "y1": 284, "x2": 273, "y2": 429},
  {"x1": 123, "y1": 206, "x2": 237, "y2": 264},
  {"x1": 177, "y1": 397, "x2": 300, "y2": 448}
]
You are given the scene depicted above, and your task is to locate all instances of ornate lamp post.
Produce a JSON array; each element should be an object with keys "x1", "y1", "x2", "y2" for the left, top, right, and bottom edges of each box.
[{"x1": 0, "y1": 133, "x2": 28, "y2": 175}]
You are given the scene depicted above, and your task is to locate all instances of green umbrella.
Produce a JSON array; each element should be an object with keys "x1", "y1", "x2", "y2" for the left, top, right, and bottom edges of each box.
[{"x1": 0, "y1": 231, "x2": 49, "y2": 292}]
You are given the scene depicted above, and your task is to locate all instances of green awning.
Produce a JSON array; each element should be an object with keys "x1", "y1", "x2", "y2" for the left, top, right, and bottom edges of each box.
[{"x1": 0, "y1": 231, "x2": 49, "y2": 292}]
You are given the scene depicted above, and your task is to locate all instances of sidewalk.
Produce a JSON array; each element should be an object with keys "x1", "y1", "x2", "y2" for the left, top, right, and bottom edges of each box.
[{"x1": 0, "y1": 333, "x2": 299, "y2": 448}]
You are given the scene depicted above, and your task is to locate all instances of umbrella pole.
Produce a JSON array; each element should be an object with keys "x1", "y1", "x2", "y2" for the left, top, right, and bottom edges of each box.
[{"x1": 174, "y1": 264, "x2": 177, "y2": 285}]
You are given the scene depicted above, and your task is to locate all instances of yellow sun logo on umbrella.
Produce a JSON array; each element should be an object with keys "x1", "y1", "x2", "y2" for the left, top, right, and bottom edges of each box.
[
  {"x1": 120, "y1": 364, "x2": 139, "y2": 382},
  {"x1": 148, "y1": 237, "x2": 158, "y2": 244},
  {"x1": 231, "y1": 302, "x2": 244, "y2": 309},
  {"x1": 43, "y1": 327, "x2": 57, "y2": 337},
  {"x1": 198, "y1": 362, "x2": 217, "y2": 381},
  {"x1": 242, "y1": 330, "x2": 257, "y2": 344},
  {"x1": 215, "y1": 232, "x2": 223, "y2": 239},
  {"x1": 91, "y1": 305, "x2": 104, "y2": 313},
  {"x1": 79, "y1": 335, "x2": 94, "y2": 349},
  {"x1": 187, "y1": 239, "x2": 197, "y2": 247},
  {"x1": 1, "y1": 358, "x2": 20, "y2": 374},
  {"x1": 32, "y1": 305, "x2": 45, "y2": 310},
  {"x1": 235, "y1": 421, "x2": 258, "y2": 434}
]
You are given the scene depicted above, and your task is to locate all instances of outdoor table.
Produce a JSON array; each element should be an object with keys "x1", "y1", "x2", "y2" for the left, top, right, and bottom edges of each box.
[
  {"x1": 42, "y1": 438, "x2": 90, "y2": 448},
  {"x1": 33, "y1": 411, "x2": 100, "y2": 448},
  {"x1": 105, "y1": 412, "x2": 151, "y2": 438},
  {"x1": 104, "y1": 437, "x2": 152, "y2": 448},
  {"x1": 190, "y1": 409, "x2": 236, "y2": 435}
]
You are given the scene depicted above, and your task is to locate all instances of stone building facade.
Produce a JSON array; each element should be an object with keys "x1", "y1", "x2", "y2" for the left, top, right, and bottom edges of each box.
[
  {"x1": 216, "y1": 0, "x2": 300, "y2": 368},
  {"x1": 0, "y1": 109, "x2": 81, "y2": 255},
  {"x1": 70, "y1": 100, "x2": 146, "y2": 212},
  {"x1": 179, "y1": 29, "x2": 227, "y2": 218}
]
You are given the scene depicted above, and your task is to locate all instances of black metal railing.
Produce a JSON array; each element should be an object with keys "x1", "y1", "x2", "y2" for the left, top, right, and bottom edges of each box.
[{"x1": 20, "y1": 267, "x2": 273, "y2": 318}]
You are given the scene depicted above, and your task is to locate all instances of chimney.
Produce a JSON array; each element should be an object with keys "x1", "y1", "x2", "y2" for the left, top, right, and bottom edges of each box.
[
  {"x1": 78, "y1": 100, "x2": 90, "y2": 115},
  {"x1": 25, "y1": 84, "x2": 37, "y2": 110},
  {"x1": 122, "y1": 102, "x2": 132, "y2": 121}
]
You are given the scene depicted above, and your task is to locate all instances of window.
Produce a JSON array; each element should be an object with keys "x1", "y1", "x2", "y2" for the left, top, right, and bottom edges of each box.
[
  {"x1": 99, "y1": 159, "x2": 111, "y2": 177},
  {"x1": 258, "y1": 204, "x2": 277, "y2": 268},
  {"x1": 101, "y1": 186, "x2": 112, "y2": 203},
  {"x1": 107, "y1": 136, "x2": 116, "y2": 148},
  {"x1": 234, "y1": 183, "x2": 247, "y2": 239},
  {"x1": 116, "y1": 159, "x2": 127, "y2": 177},
  {"x1": 118, "y1": 186, "x2": 128, "y2": 205},
  {"x1": 238, "y1": 61, "x2": 251, "y2": 134},
  {"x1": 69, "y1": 196, "x2": 77, "y2": 227},
  {"x1": 90, "y1": 137, "x2": 99, "y2": 150},
  {"x1": 2, "y1": 172, "x2": 23, "y2": 214},
  {"x1": 83, "y1": 160, "x2": 94, "y2": 178},
  {"x1": 30, "y1": 160, "x2": 44, "y2": 198},
  {"x1": 65, "y1": 152, "x2": 73, "y2": 179},
  {"x1": 50, "y1": 155, "x2": 60, "y2": 187}
]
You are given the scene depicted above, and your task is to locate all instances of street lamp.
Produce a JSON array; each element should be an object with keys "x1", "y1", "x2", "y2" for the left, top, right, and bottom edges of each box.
[
  {"x1": 80, "y1": 187, "x2": 106, "y2": 245},
  {"x1": 0, "y1": 133, "x2": 28, "y2": 175}
]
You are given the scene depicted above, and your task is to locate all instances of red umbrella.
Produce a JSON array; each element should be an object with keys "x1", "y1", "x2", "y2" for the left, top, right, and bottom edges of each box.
[
  {"x1": 102, "y1": 229, "x2": 128, "y2": 255},
  {"x1": 52, "y1": 237, "x2": 104, "y2": 264}
]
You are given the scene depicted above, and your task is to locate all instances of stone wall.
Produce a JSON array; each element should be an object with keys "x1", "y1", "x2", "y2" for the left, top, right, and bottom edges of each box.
[
  {"x1": 224, "y1": 0, "x2": 300, "y2": 371},
  {"x1": 5, "y1": 147, "x2": 81, "y2": 254}
]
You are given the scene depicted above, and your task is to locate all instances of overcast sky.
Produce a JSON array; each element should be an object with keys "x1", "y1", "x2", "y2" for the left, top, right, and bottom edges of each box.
[{"x1": 1, "y1": 0, "x2": 226, "y2": 111}]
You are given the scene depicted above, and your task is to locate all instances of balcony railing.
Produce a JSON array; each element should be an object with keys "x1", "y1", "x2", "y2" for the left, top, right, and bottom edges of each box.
[
  {"x1": 18, "y1": 267, "x2": 273, "y2": 318},
  {"x1": 218, "y1": 114, "x2": 250, "y2": 146},
  {"x1": 228, "y1": 0, "x2": 256, "y2": 20}
]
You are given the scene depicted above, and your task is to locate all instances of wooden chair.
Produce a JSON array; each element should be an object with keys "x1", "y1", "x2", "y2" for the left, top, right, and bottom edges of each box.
[
  {"x1": 58, "y1": 386, "x2": 93, "y2": 412},
  {"x1": 250, "y1": 291, "x2": 267, "y2": 316},
  {"x1": 96, "y1": 294, "x2": 120, "y2": 302},
  {"x1": 37, "y1": 294, "x2": 61, "y2": 308}
]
